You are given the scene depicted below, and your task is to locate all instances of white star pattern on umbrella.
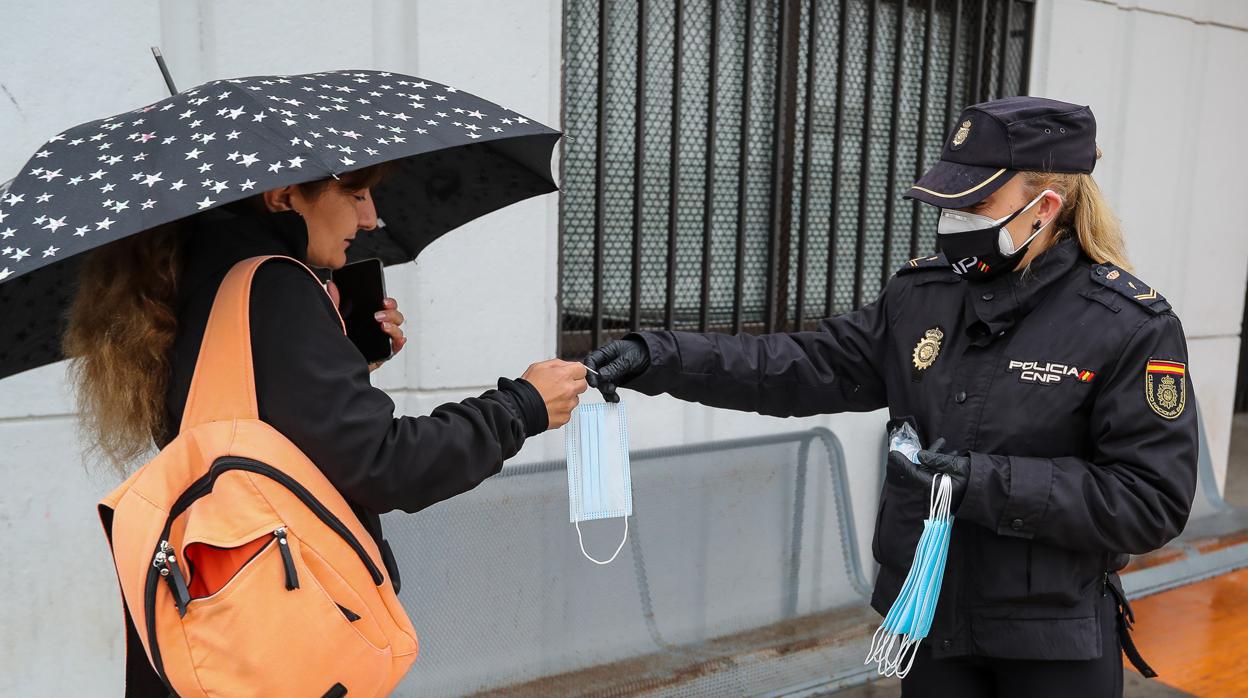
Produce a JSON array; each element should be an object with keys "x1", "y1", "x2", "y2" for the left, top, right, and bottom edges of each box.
[{"x1": 0, "y1": 69, "x2": 549, "y2": 281}]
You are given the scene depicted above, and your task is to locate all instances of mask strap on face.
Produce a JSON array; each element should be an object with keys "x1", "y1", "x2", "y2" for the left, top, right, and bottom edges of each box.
[
  {"x1": 1003, "y1": 189, "x2": 1057, "y2": 254},
  {"x1": 575, "y1": 517, "x2": 629, "y2": 565}
]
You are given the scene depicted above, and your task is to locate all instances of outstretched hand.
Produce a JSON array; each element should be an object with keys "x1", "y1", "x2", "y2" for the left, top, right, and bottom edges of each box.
[
  {"x1": 522, "y1": 359, "x2": 590, "y2": 429},
  {"x1": 583, "y1": 337, "x2": 650, "y2": 403}
]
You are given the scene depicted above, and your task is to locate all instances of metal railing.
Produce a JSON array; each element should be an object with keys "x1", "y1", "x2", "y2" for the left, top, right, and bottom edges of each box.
[
  {"x1": 386, "y1": 428, "x2": 871, "y2": 696},
  {"x1": 559, "y1": 0, "x2": 1035, "y2": 357}
]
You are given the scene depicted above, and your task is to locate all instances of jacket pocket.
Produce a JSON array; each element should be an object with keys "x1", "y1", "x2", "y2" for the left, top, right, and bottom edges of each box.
[
  {"x1": 970, "y1": 531, "x2": 1030, "y2": 604},
  {"x1": 871, "y1": 484, "x2": 888, "y2": 565},
  {"x1": 873, "y1": 479, "x2": 930, "y2": 572},
  {"x1": 1026, "y1": 541, "x2": 1103, "y2": 606}
]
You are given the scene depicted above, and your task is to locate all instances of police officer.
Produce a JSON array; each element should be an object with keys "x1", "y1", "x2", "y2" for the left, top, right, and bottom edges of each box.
[{"x1": 585, "y1": 97, "x2": 1197, "y2": 697}]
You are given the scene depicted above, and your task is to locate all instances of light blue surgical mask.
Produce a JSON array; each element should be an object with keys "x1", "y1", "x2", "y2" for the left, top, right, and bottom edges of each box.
[
  {"x1": 866, "y1": 473, "x2": 954, "y2": 679},
  {"x1": 565, "y1": 401, "x2": 633, "y2": 564}
]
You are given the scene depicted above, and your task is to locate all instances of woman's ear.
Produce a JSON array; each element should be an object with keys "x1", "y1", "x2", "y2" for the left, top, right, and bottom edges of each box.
[
  {"x1": 261, "y1": 186, "x2": 296, "y2": 213},
  {"x1": 1036, "y1": 189, "x2": 1063, "y2": 228}
]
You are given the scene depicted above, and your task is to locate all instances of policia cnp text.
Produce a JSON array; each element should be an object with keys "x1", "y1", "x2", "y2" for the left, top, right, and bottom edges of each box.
[{"x1": 587, "y1": 97, "x2": 1198, "y2": 697}]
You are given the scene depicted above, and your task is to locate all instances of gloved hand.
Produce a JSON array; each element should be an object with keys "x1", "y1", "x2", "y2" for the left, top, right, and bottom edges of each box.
[
  {"x1": 886, "y1": 437, "x2": 970, "y2": 509},
  {"x1": 584, "y1": 337, "x2": 650, "y2": 403}
]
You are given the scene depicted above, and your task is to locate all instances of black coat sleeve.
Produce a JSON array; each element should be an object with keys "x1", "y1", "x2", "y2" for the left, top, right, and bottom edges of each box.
[
  {"x1": 957, "y1": 313, "x2": 1199, "y2": 554},
  {"x1": 626, "y1": 291, "x2": 891, "y2": 417},
  {"x1": 248, "y1": 262, "x2": 530, "y2": 514}
]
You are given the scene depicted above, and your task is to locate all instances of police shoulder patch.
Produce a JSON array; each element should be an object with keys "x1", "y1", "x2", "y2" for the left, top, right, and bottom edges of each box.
[
  {"x1": 1145, "y1": 358, "x2": 1186, "y2": 419},
  {"x1": 896, "y1": 253, "x2": 951, "y2": 275},
  {"x1": 1090, "y1": 264, "x2": 1171, "y2": 314}
]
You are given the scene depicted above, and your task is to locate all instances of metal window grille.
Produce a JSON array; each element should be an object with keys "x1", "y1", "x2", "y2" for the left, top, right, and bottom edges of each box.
[{"x1": 559, "y1": 0, "x2": 1035, "y2": 357}]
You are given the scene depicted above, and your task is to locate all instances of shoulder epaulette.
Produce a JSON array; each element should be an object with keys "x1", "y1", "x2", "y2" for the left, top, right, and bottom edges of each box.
[
  {"x1": 896, "y1": 253, "x2": 951, "y2": 275},
  {"x1": 1089, "y1": 264, "x2": 1171, "y2": 314}
]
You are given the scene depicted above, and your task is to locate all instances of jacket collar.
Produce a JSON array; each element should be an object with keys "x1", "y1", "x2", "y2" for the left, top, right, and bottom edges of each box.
[
  {"x1": 178, "y1": 208, "x2": 312, "y2": 307},
  {"x1": 965, "y1": 235, "x2": 1082, "y2": 338}
]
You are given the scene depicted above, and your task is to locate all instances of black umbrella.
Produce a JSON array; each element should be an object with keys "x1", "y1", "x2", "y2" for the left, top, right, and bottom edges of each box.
[{"x1": 0, "y1": 69, "x2": 560, "y2": 380}]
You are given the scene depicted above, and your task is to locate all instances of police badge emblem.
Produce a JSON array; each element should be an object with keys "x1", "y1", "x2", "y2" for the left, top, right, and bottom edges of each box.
[
  {"x1": 1145, "y1": 359, "x2": 1186, "y2": 419},
  {"x1": 951, "y1": 120, "x2": 972, "y2": 148},
  {"x1": 913, "y1": 327, "x2": 944, "y2": 371}
]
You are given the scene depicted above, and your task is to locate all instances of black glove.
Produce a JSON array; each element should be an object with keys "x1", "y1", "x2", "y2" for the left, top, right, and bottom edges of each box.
[
  {"x1": 584, "y1": 337, "x2": 650, "y2": 403},
  {"x1": 886, "y1": 437, "x2": 970, "y2": 509}
]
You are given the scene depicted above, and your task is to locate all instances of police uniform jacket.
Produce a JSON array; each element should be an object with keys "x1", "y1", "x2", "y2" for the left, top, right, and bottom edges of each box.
[{"x1": 626, "y1": 235, "x2": 1198, "y2": 662}]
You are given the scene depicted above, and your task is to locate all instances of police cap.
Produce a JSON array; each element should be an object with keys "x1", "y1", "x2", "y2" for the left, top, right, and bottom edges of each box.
[{"x1": 904, "y1": 96, "x2": 1097, "y2": 209}]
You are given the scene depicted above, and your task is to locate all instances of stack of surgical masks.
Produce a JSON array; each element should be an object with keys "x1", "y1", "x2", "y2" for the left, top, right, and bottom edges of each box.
[
  {"x1": 865, "y1": 466, "x2": 955, "y2": 678},
  {"x1": 565, "y1": 401, "x2": 633, "y2": 565}
]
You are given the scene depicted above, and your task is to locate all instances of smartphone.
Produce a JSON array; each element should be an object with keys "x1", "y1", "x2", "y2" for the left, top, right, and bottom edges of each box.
[{"x1": 330, "y1": 258, "x2": 393, "y2": 365}]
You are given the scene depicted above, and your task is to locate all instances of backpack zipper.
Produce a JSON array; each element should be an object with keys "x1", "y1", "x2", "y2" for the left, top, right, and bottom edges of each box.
[
  {"x1": 142, "y1": 456, "x2": 384, "y2": 690},
  {"x1": 153, "y1": 541, "x2": 191, "y2": 617},
  {"x1": 274, "y1": 527, "x2": 300, "y2": 590}
]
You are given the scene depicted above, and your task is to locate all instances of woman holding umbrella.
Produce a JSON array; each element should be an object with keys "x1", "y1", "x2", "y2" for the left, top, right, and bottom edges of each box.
[
  {"x1": 63, "y1": 163, "x2": 586, "y2": 562},
  {"x1": 585, "y1": 97, "x2": 1197, "y2": 696},
  {"x1": 0, "y1": 69, "x2": 579, "y2": 694}
]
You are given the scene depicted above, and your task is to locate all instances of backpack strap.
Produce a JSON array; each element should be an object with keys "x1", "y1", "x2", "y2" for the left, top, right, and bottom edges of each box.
[{"x1": 179, "y1": 255, "x2": 344, "y2": 434}]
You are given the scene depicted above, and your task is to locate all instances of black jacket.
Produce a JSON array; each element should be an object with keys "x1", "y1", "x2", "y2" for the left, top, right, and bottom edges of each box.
[
  {"x1": 159, "y1": 208, "x2": 545, "y2": 583},
  {"x1": 628, "y1": 237, "x2": 1198, "y2": 662},
  {"x1": 122, "y1": 209, "x2": 544, "y2": 697}
]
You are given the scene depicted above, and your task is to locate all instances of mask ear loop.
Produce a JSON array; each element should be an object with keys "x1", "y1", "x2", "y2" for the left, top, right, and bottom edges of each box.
[
  {"x1": 575, "y1": 516, "x2": 629, "y2": 565},
  {"x1": 1000, "y1": 189, "x2": 1058, "y2": 255}
]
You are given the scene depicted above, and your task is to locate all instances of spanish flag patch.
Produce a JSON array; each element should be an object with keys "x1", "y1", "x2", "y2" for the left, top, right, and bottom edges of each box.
[
  {"x1": 1146, "y1": 360, "x2": 1185, "y2": 375},
  {"x1": 1145, "y1": 359, "x2": 1186, "y2": 419}
]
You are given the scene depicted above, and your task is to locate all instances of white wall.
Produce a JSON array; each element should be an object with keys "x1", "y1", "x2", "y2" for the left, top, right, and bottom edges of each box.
[
  {"x1": 1, "y1": 0, "x2": 1245, "y2": 695},
  {"x1": 1029, "y1": 0, "x2": 1248, "y2": 491},
  {"x1": 0, "y1": 1, "x2": 566, "y2": 694}
]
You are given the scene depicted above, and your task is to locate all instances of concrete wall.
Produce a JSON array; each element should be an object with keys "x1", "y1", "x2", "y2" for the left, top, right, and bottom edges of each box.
[
  {"x1": 0, "y1": 1, "x2": 566, "y2": 694},
  {"x1": 1028, "y1": 0, "x2": 1248, "y2": 492},
  {"x1": 1, "y1": 0, "x2": 1245, "y2": 695}
]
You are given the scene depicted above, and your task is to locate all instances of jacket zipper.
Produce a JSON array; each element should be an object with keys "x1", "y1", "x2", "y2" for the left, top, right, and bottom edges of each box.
[{"x1": 142, "y1": 456, "x2": 383, "y2": 690}]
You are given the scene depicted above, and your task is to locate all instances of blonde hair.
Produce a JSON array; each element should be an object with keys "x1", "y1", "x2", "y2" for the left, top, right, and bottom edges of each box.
[
  {"x1": 1019, "y1": 147, "x2": 1131, "y2": 271},
  {"x1": 63, "y1": 223, "x2": 184, "y2": 474}
]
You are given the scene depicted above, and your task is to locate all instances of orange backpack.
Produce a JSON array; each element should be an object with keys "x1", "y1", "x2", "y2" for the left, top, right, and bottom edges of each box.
[{"x1": 99, "y1": 255, "x2": 418, "y2": 697}]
